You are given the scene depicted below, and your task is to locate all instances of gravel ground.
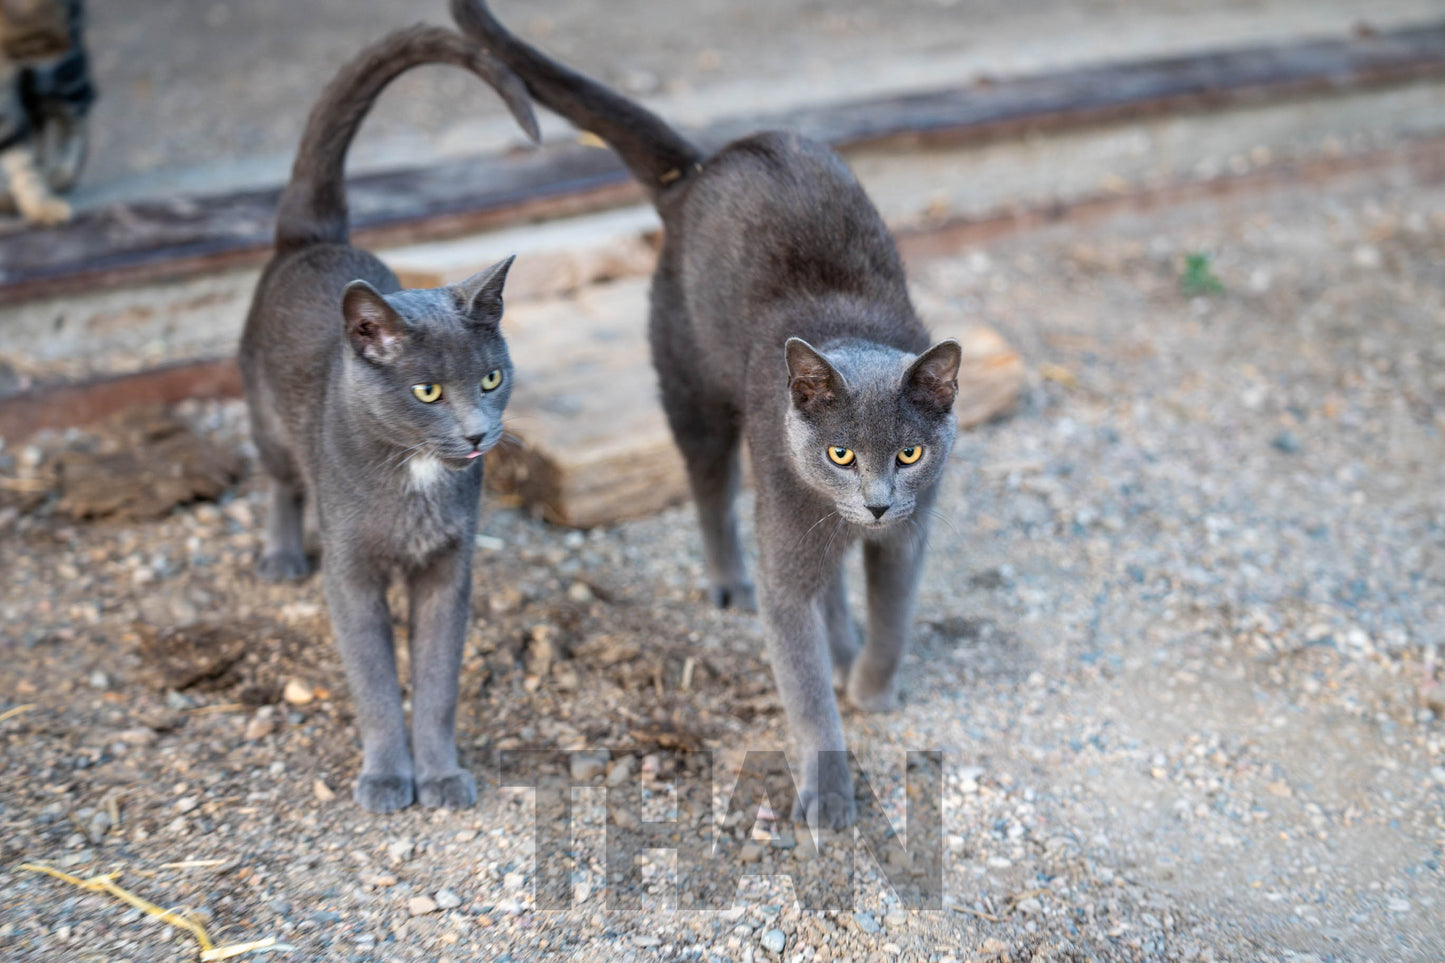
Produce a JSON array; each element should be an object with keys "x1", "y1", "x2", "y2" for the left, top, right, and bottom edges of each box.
[{"x1": 2, "y1": 169, "x2": 1444, "y2": 961}]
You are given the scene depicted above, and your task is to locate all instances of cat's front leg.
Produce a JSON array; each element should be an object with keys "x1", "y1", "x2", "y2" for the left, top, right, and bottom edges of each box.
[
  {"x1": 760, "y1": 587, "x2": 856, "y2": 829},
  {"x1": 42, "y1": 114, "x2": 88, "y2": 192},
  {"x1": 406, "y1": 547, "x2": 476, "y2": 809},
  {"x1": 1, "y1": 144, "x2": 71, "y2": 226},
  {"x1": 819, "y1": 564, "x2": 861, "y2": 688},
  {"x1": 848, "y1": 505, "x2": 933, "y2": 713},
  {"x1": 323, "y1": 551, "x2": 414, "y2": 812}
]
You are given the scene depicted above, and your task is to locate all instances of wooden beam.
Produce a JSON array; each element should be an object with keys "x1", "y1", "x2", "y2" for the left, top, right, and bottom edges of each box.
[
  {"x1": 7, "y1": 132, "x2": 1445, "y2": 524},
  {"x1": 0, "y1": 358, "x2": 242, "y2": 441},
  {"x1": 0, "y1": 300, "x2": 1021, "y2": 530},
  {"x1": 4, "y1": 23, "x2": 1445, "y2": 304}
]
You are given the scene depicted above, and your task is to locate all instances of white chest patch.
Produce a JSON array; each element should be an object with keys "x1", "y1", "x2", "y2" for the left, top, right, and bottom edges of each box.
[{"x1": 407, "y1": 453, "x2": 447, "y2": 491}]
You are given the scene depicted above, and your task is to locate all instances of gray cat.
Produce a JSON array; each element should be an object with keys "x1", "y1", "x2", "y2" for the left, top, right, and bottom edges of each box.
[
  {"x1": 452, "y1": 0, "x2": 962, "y2": 828},
  {"x1": 238, "y1": 25, "x2": 538, "y2": 812}
]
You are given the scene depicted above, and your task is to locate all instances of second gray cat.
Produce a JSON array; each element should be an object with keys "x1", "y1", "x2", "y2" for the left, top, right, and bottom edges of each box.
[
  {"x1": 454, "y1": 0, "x2": 962, "y2": 828},
  {"x1": 238, "y1": 25, "x2": 538, "y2": 812}
]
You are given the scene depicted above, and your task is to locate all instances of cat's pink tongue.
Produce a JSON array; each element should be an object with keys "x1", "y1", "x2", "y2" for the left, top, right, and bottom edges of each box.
[{"x1": 467, "y1": 451, "x2": 482, "y2": 459}]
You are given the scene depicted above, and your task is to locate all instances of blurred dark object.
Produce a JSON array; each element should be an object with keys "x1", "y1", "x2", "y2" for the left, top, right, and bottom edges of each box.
[
  {"x1": 0, "y1": 0, "x2": 95, "y2": 220},
  {"x1": 52, "y1": 405, "x2": 243, "y2": 522}
]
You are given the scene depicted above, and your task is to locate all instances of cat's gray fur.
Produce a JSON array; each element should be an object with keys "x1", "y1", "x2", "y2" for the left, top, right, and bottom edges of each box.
[
  {"x1": 452, "y1": 0, "x2": 962, "y2": 828},
  {"x1": 238, "y1": 24, "x2": 538, "y2": 812}
]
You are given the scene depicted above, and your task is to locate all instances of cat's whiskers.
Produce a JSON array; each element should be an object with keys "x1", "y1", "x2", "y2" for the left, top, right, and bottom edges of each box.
[
  {"x1": 495, "y1": 416, "x2": 534, "y2": 452},
  {"x1": 820, "y1": 515, "x2": 847, "y2": 563},
  {"x1": 795, "y1": 510, "x2": 839, "y2": 549},
  {"x1": 386, "y1": 441, "x2": 429, "y2": 469},
  {"x1": 925, "y1": 507, "x2": 958, "y2": 536}
]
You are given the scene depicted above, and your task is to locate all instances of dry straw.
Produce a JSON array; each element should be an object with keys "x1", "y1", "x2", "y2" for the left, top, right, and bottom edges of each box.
[{"x1": 18, "y1": 863, "x2": 276, "y2": 960}]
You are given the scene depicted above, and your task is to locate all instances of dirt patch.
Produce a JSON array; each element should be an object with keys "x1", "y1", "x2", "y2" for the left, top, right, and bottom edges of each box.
[
  {"x1": 4, "y1": 171, "x2": 1445, "y2": 962},
  {"x1": 128, "y1": 619, "x2": 327, "y2": 709}
]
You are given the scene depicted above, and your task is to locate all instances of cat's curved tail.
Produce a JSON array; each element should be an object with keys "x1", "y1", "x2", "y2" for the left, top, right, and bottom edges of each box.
[
  {"x1": 450, "y1": 0, "x2": 702, "y2": 206},
  {"x1": 275, "y1": 24, "x2": 539, "y2": 253}
]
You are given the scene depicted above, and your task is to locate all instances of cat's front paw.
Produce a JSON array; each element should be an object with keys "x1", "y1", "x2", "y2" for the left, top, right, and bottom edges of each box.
[
  {"x1": 710, "y1": 581, "x2": 757, "y2": 612},
  {"x1": 417, "y1": 770, "x2": 477, "y2": 810},
  {"x1": 793, "y1": 787, "x2": 857, "y2": 830},
  {"x1": 793, "y1": 756, "x2": 857, "y2": 830},
  {"x1": 354, "y1": 774, "x2": 415, "y2": 813},
  {"x1": 257, "y1": 550, "x2": 312, "y2": 582},
  {"x1": 25, "y1": 196, "x2": 72, "y2": 226},
  {"x1": 846, "y1": 664, "x2": 901, "y2": 713}
]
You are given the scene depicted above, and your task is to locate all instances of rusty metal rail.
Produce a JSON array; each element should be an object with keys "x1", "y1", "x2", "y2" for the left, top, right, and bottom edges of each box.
[
  {"x1": 2, "y1": 22, "x2": 1444, "y2": 305},
  {"x1": 4, "y1": 132, "x2": 1444, "y2": 443}
]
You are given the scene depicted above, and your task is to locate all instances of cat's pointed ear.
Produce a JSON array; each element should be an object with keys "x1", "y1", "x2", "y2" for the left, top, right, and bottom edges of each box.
[
  {"x1": 905, "y1": 339, "x2": 962, "y2": 411},
  {"x1": 785, "y1": 338, "x2": 845, "y2": 409},
  {"x1": 342, "y1": 280, "x2": 407, "y2": 364},
  {"x1": 454, "y1": 255, "x2": 515, "y2": 326}
]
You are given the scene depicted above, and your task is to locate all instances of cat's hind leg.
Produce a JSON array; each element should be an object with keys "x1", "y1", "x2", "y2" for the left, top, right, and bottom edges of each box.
[
  {"x1": 663, "y1": 390, "x2": 754, "y2": 611},
  {"x1": 258, "y1": 481, "x2": 310, "y2": 581},
  {"x1": 651, "y1": 273, "x2": 754, "y2": 610},
  {"x1": 247, "y1": 395, "x2": 311, "y2": 581},
  {"x1": 406, "y1": 547, "x2": 477, "y2": 809}
]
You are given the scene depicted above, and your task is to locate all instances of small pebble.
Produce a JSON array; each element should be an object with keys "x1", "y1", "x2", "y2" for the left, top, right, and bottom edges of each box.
[
  {"x1": 759, "y1": 929, "x2": 785, "y2": 954},
  {"x1": 1271, "y1": 430, "x2": 1301, "y2": 454},
  {"x1": 605, "y1": 755, "x2": 635, "y2": 787},
  {"x1": 283, "y1": 679, "x2": 314, "y2": 705},
  {"x1": 387, "y1": 838, "x2": 414, "y2": 864},
  {"x1": 570, "y1": 752, "x2": 607, "y2": 783},
  {"x1": 244, "y1": 714, "x2": 275, "y2": 741}
]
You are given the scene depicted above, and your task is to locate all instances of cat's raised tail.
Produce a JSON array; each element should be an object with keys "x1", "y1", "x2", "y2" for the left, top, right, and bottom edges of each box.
[
  {"x1": 275, "y1": 24, "x2": 539, "y2": 253},
  {"x1": 450, "y1": 0, "x2": 702, "y2": 205}
]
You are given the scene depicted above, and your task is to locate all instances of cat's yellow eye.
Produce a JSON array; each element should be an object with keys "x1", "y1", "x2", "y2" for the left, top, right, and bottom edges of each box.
[
  {"x1": 412, "y1": 383, "x2": 443, "y2": 403},
  {"x1": 897, "y1": 446, "x2": 923, "y2": 465},
  {"x1": 480, "y1": 369, "x2": 503, "y2": 392},
  {"x1": 827, "y1": 446, "x2": 856, "y2": 467}
]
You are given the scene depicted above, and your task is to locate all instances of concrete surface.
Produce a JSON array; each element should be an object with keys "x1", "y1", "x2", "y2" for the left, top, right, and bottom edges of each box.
[{"x1": 76, "y1": 0, "x2": 1445, "y2": 205}]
